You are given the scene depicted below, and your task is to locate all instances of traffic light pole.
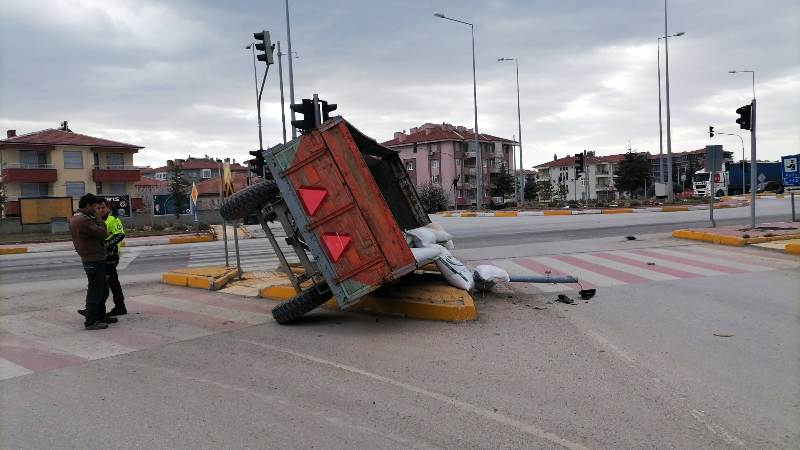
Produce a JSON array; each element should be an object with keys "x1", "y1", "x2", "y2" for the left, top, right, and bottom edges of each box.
[
  {"x1": 285, "y1": 0, "x2": 297, "y2": 140},
  {"x1": 749, "y1": 99, "x2": 756, "y2": 228}
]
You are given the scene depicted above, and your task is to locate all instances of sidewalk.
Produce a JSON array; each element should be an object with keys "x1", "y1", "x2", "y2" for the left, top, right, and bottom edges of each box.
[
  {"x1": 672, "y1": 221, "x2": 800, "y2": 254},
  {"x1": 0, "y1": 233, "x2": 214, "y2": 255}
]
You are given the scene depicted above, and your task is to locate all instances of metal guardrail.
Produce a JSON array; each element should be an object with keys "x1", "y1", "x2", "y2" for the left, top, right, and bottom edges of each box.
[{"x1": 2, "y1": 163, "x2": 56, "y2": 169}]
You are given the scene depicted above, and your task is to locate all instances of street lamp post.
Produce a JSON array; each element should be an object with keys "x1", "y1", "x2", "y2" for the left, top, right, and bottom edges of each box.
[
  {"x1": 245, "y1": 42, "x2": 263, "y2": 150},
  {"x1": 663, "y1": 0, "x2": 679, "y2": 203},
  {"x1": 434, "y1": 12, "x2": 483, "y2": 209},
  {"x1": 729, "y1": 69, "x2": 756, "y2": 227},
  {"x1": 716, "y1": 132, "x2": 746, "y2": 195},
  {"x1": 276, "y1": 41, "x2": 287, "y2": 144},
  {"x1": 498, "y1": 57, "x2": 524, "y2": 203},
  {"x1": 285, "y1": 0, "x2": 297, "y2": 139},
  {"x1": 657, "y1": 32, "x2": 684, "y2": 186}
]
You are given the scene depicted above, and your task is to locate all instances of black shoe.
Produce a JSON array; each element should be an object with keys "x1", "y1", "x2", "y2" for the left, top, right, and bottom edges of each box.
[
  {"x1": 108, "y1": 305, "x2": 127, "y2": 316},
  {"x1": 78, "y1": 310, "x2": 116, "y2": 323},
  {"x1": 85, "y1": 322, "x2": 109, "y2": 330}
]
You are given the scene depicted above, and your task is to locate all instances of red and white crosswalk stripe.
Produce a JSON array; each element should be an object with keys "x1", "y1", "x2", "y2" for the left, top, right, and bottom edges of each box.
[
  {"x1": 484, "y1": 244, "x2": 796, "y2": 294},
  {"x1": 0, "y1": 291, "x2": 278, "y2": 381}
]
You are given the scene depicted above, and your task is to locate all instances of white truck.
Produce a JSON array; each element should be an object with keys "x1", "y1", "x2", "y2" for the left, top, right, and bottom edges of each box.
[{"x1": 693, "y1": 161, "x2": 783, "y2": 197}]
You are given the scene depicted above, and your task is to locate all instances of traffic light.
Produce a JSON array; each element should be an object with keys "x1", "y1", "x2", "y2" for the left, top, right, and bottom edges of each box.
[
  {"x1": 321, "y1": 101, "x2": 337, "y2": 121},
  {"x1": 290, "y1": 99, "x2": 316, "y2": 132},
  {"x1": 574, "y1": 152, "x2": 584, "y2": 175},
  {"x1": 736, "y1": 104, "x2": 752, "y2": 130},
  {"x1": 248, "y1": 149, "x2": 265, "y2": 176},
  {"x1": 709, "y1": 126, "x2": 715, "y2": 138},
  {"x1": 253, "y1": 30, "x2": 274, "y2": 65}
]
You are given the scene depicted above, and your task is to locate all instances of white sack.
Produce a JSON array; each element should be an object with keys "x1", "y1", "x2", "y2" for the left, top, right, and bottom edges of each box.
[
  {"x1": 434, "y1": 252, "x2": 474, "y2": 291},
  {"x1": 422, "y1": 222, "x2": 454, "y2": 243},
  {"x1": 411, "y1": 246, "x2": 443, "y2": 265},
  {"x1": 405, "y1": 227, "x2": 437, "y2": 248},
  {"x1": 474, "y1": 265, "x2": 510, "y2": 283},
  {"x1": 442, "y1": 239, "x2": 455, "y2": 250}
]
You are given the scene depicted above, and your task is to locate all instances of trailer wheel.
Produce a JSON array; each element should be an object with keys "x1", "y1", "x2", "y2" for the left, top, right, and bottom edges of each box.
[
  {"x1": 272, "y1": 282, "x2": 333, "y2": 324},
  {"x1": 220, "y1": 181, "x2": 280, "y2": 221}
]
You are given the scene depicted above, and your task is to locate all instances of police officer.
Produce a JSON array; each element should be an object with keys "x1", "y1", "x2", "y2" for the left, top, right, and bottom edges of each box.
[{"x1": 99, "y1": 199, "x2": 128, "y2": 316}]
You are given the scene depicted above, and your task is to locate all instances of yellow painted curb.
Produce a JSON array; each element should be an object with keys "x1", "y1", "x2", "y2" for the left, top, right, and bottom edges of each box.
[
  {"x1": 162, "y1": 266, "x2": 237, "y2": 290},
  {"x1": 440, "y1": 212, "x2": 453, "y2": 217},
  {"x1": 543, "y1": 210, "x2": 572, "y2": 216},
  {"x1": 259, "y1": 284, "x2": 297, "y2": 300},
  {"x1": 493, "y1": 211, "x2": 518, "y2": 217},
  {"x1": 0, "y1": 247, "x2": 27, "y2": 255},
  {"x1": 460, "y1": 212, "x2": 476, "y2": 217},
  {"x1": 168, "y1": 234, "x2": 214, "y2": 244},
  {"x1": 785, "y1": 243, "x2": 800, "y2": 255},
  {"x1": 661, "y1": 206, "x2": 689, "y2": 212},
  {"x1": 162, "y1": 272, "x2": 188, "y2": 286},
  {"x1": 602, "y1": 208, "x2": 634, "y2": 214},
  {"x1": 349, "y1": 281, "x2": 477, "y2": 321}
]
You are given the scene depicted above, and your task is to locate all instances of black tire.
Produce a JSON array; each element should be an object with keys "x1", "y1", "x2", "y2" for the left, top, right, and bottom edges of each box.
[
  {"x1": 272, "y1": 282, "x2": 333, "y2": 324},
  {"x1": 220, "y1": 181, "x2": 280, "y2": 221}
]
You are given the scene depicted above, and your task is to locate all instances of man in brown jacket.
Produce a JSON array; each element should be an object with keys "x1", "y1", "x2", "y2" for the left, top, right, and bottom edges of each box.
[{"x1": 70, "y1": 193, "x2": 116, "y2": 330}]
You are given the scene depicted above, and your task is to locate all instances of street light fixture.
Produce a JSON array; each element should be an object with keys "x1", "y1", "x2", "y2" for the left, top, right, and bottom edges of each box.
[
  {"x1": 498, "y1": 57, "x2": 524, "y2": 203},
  {"x1": 434, "y1": 12, "x2": 483, "y2": 209},
  {"x1": 729, "y1": 69, "x2": 757, "y2": 227},
  {"x1": 662, "y1": 0, "x2": 681, "y2": 203},
  {"x1": 656, "y1": 32, "x2": 685, "y2": 186}
]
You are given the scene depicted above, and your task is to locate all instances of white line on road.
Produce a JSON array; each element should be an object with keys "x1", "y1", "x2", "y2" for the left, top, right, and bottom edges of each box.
[
  {"x1": 0, "y1": 356, "x2": 34, "y2": 381},
  {"x1": 240, "y1": 339, "x2": 589, "y2": 450}
]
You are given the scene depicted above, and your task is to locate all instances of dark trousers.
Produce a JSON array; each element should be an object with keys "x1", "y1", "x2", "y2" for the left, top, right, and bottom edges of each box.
[
  {"x1": 105, "y1": 258, "x2": 125, "y2": 307},
  {"x1": 82, "y1": 261, "x2": 107, "y2": 326}
]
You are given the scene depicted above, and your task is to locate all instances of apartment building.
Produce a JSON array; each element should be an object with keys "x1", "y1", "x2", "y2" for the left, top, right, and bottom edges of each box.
[
  {"x1": 535, "y1": 152, "x2": 627, "y2": 201},
  {"x1": 381, "y1": 123, "x2": 516, "y2": 207},
  {"x1": 0, "y1": 123, "x2": 143, "y2": 215},
  {"x1": 140, "y1": 156, "x2": 249, "y2": 183}
]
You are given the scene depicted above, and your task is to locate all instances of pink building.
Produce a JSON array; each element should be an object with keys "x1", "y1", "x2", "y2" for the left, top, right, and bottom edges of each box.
[{"x1": 381, "y1": 123, "x2": 516, "y2": 208}]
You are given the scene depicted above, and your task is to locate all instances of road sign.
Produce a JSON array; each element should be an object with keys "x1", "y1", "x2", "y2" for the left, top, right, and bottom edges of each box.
[
  {"x1": 153, "y1": 194, "x2": 191, "y2": 216},
  {"x1": 703, "y1": 145, "x2": 724, "y2": 171},
  {"x1": 782, "y1": 154, "x2": 800, "y2": 192},
  {"x1": 99, "y1": 195, "x2": 131, "y2": 218}
]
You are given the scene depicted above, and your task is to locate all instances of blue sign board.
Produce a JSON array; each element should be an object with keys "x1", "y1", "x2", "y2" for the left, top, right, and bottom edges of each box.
[{"x1": 782, "y1": 154, "x2": 799, "y2": 192}]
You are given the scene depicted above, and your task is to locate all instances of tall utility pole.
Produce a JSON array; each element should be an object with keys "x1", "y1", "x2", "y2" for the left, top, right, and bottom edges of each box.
[
  {"x1": 277, "y1": 41, "x2": 287, "y2": 144},
  {"x1": 657, "y1": 31, "x2": 684, "y2": 186},
  {"x1": 245, "y1": 42, "x2": 262, "y2": 150},
  {"x1": 663, "y1": 0, "x2": 676, "y2": 203},
  {"x1": 434, "y1": 12, "x2": 482, "y2": 209},
  {"x1": 498, "y1": 57, "x2": 524, "y2": 202},
  {"x1": 285, "y1": 0, "x2": 297, "y2": 139}
]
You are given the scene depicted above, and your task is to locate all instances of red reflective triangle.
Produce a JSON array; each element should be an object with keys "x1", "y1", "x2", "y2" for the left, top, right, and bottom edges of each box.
[
  {"x1": 298, "y1": 187, "x2": 328, "y2": 216},
  {"x1": 321, "y1": 233, "x2": 351, "y2": 262}
]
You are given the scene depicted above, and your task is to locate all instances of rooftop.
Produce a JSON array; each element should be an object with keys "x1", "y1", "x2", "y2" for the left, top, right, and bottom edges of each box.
[
  {"x1": 381, "y1": 122, "x2": 515, "y2": 147},
  {"x1": 1, "y1": 127, "x2": 143, "y2": 150}
]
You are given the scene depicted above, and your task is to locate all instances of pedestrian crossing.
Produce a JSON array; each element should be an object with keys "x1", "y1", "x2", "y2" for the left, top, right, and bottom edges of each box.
[
  {"x1": 0, "y1": 289, "x2": 277, "y2": 381},
  {"x1": 188, "y1": 245, "x2": 298, "y2": 272},
  {"x1": 481, "y1": 244, "x2": 799, "y2": 293}
]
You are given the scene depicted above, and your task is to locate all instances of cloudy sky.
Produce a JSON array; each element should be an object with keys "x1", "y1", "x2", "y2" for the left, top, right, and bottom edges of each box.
[{"x1": 1, "y1": 0, "x2": 798, "y2": 169}]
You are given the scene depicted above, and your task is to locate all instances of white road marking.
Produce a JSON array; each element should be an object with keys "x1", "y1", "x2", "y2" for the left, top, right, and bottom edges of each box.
[
  {"x1": 0, "y1": 357, "x2": 34, "y2": 381},
  {"x1": 241, "y1": 339, "x2": 589, "y2": 450},
  {"x1": 117, "y1": 247, "x2": 142, "y2": 270}
]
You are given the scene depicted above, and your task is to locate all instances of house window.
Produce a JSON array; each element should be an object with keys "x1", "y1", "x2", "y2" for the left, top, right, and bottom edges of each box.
[
  {"x1": 155, "y1": 172, "x2": 168, "y2": 180},
  {"x1": 20, "y1": 150, "x2": 47, "y2": 168},
  {"x1": 63, "y1": 151, "x2": 84, "y2": 169},
  {"x1": 109, "y1": 182, "x2": 127, "y2": 194},
  {"x1": 201, "y1": 168, "x2": 212, "y2": 179},
  {"x1": 431, "y1": 160, "x2": 439, "y2": 170},
  {"x1": 412, "y1": 143, "x2": 418, "y2": 153},
  {"x1": 65, "y1": 181, "x2": 85, "y2": 197},
  {"x1": 431, "y1": 174, "x2": 440, "y2": 184},
  {"x1": 106, "y1": 153, "x2": 124, "y2": 168},
  {"x1": 405, "y1": 160, "x2": 415, "y2": 171},
  {"x1": 21, "y1": 182, "x2": 48, "y2": 197},
  {"x1": 455, "y1": 159, "x2": 462, "y2": 167}
]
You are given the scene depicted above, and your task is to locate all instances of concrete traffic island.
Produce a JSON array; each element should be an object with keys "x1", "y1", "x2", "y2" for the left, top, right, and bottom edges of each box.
[
  {"x1": 672, "y1": 222, "x2": 800, "y2": 253},
  {"x1": 162, "y1": 265, "x2": 478, "y2": 322}
]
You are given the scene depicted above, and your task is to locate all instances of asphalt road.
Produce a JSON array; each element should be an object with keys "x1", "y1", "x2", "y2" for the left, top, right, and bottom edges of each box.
[{"x1": 1, "y1": 198, "x2": 798, "y2": 449}]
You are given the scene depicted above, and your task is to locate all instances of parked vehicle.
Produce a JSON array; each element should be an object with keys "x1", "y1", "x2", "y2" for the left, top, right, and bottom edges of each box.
[
  {"x1": 221, "y1": 109, "x2": 429, "y2": 324},
  {"x1": 693, "y1": 161, "x2": 782, "y2": 197}
]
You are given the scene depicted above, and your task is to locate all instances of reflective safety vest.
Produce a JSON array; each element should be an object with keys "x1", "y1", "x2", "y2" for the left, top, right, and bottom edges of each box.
[{"x1": 105, "y1": 215, "x2": 125, "y2": 253}]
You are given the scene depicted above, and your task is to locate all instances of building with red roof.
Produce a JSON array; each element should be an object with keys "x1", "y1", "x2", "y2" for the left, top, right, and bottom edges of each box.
[
  {"x1": 381, "y1": 122, "x2": 517, "y2": 208},
  {"x1": 0, "y1": 122, "x2": 143, "y2": 216}
]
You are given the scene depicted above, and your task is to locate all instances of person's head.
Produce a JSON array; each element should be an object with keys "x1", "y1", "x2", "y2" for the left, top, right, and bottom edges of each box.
[
  {"x1": 95, "y1": 199, "x2": 109, "y2": 218},
  {"x1": 78, "y1": 193, "x2": 100, "y2": 210}
]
